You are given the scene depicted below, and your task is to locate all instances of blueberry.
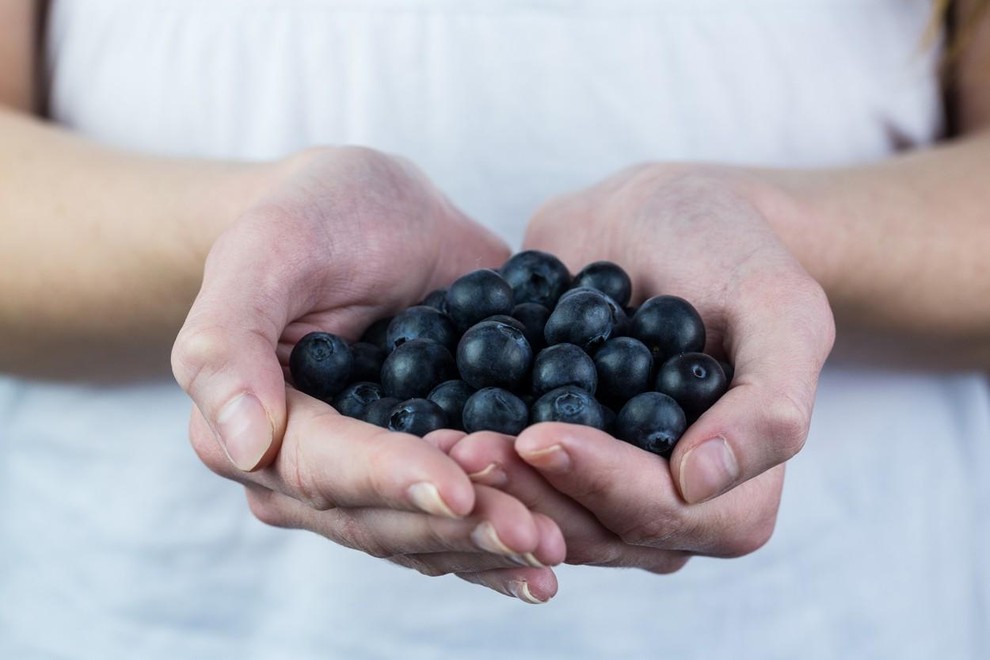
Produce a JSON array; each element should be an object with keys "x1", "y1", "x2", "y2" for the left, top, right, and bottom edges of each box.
[
  {"x1": 572, "y1": 261, "x2": 633, "y2": 307},
  {"x1": 511, "y1": 302, "x2": 551, "y2": 351},
  {"x1": 481, "y1": 314, "x2": 527, "y2": 333},
  {"x1": 445, "y1": 269, "x2": 514, "y2": 332},
  {"x1": 420, "y1": 288, "x2": 448, "y2": 312},
  {"x1": 531, "y1": 386, "x2": 605, "y2": 429},
  {"x1": 289, "y1": 332, "x2": 354, "y2": 400},
  {"x1": 456, "y1": 320, "x2": 533, "y2": 390},
  {"x1": 615, "y1": 392, "x2": 686, "y2": 457},
  {"x1": 531, "y1": 343, "x2": 597, "y2": 397},
  {"x1": 427, "y1": 379, "x2": 475, "y2": 431},
  {"x1": 600, "y1": 403, "x2": 617, "y2": 435},
  {"x1": 363, "y1": 396, "x2": 401, "y2": 428},
  {"x1": 349, "y1": 342, "x2": 386, "y2": 383},
  {"x1": 594, "y1": 337, "x2": 653, "y2": 405},
  {"x1": 718, "y1": 359, "x2": 735, "y2": 385},
  {"x1": 380, "y1": 338, "x2": 456, "y2": 399},
  {"x1": 544, "y1": 288, "x2": 620, "y2": 352},
  {"x1": 556, "y1": 287, "x2": 630, "y2": 337},
  {"x1": 359, "y1": 317, "x2": 393, "y2": 352},
  {"x1": 462, "y1": 387, "x2": 529, "y2": 435},
  {"x1": 500, "y1": 250, "x2": 571, "y2": 308},
  {"x1": 629, "y1": 295, "x2": 706, "y2": 362},
  {"x1": 387, "y1": 398, "x2": 448, "y2": 437},
  {"x1": 332, "y1": 382, "x2": 384, "y2": 419},
  {"x1": 655, "y1": 353, "x2": 728, "y2": 421},
  {"x1": 386, "y1": 305, "x2": 457, "y2": 352}
]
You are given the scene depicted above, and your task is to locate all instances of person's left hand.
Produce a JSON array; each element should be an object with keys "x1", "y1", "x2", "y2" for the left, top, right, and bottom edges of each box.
[{"x1": 448, "y1": 163, "x2": 833, "y2": 574}]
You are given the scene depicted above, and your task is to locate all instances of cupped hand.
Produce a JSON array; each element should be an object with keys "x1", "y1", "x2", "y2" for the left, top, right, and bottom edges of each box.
[
  {"x1": 449, "y1": 429, "x2": 782, "y2": 575},
  {"x1": 171, "y1": 146, "x2": 563, "y2": 595},
  {"x1": 487, "y1": 164, "x2": 833, "y2": 567}
]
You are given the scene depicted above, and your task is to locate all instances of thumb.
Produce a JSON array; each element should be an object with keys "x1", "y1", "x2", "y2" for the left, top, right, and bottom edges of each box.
[
  {"x1": 172, "y1": 229, "x2": 290, "y2": 472},
  {"x1": 669, "y1": 275, "x2": 834, "y2": 504}
]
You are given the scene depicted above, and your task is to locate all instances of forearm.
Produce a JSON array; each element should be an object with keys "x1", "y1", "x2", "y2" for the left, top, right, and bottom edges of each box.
[
  {"x1": 749, "y1": 132, "x2": 990, "y2": 364},
  {"x1": 0, "y1": 107, "x2": 282, "y2": 375}
]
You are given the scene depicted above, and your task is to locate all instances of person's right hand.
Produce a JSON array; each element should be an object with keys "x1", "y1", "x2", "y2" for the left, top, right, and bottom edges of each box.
[{"x1": 171, "y1": 146, "x2": 565, "y2": 597}]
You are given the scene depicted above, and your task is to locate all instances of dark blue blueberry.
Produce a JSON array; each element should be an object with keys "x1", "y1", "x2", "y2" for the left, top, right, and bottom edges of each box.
[
  {"x1": 500, "y1": 250, "x2": 571, "y2": 308},
  {"x1": 332, "y1": 382, "x2": 384, "y2": 419},
  {"x1": 482, "y1": 314, "x2": 527, "y2": 333},
  {"x1": 349, "y1": 342, "x2": 386, "y2": 383},
  {"x1": 445, "y1": 269, "x2": 515, "y2": 332},
  {"x1": 386, "y1": 305, "x2": 457, "y2": 352},
  {"x1": 420, "y1": 288, "x2": 448, "y2": 312},
  {"x1": 530, "y1": 386, "x2": 605, "y2": 429},
  {"x1": 572, "y1": 261, "x2": 633, "y2": 307},
  {"x1": 380, "y1": 338, "x2": 456, "y2": 399},
  {"x1": 629, "y1": 295, "x2": 706, "y2": 362},
  {"x1": 655, "y1": 353, "x2": 728, "y2": 421},
  {"x1": 427, "y1": 379, "x2": 475, "y2": 431},
  {"x1": 362, "y1": 396, "x2": 401, "y2": 428},
  {"x1": 718, "y1": 359, "x2": 735, "y2": 385},
  {"x1": 615, "y1": 392, "x2": 687, "y2": 457},
  {"x1": 531, "y1": 343, "x2": 597, "y2": 397},
  {"x1": 456, "y1": 320, "x2": 533, "y2": 390},
  {"x1": 511, "y1": 302, "x2": 551, "y2": 351},
  {"x1": 359, "y1": 316, "x2": 393, "y2": 352},
  {"x1": 289, "y1": 332, "x2": 354, "y2": 401},
  {"x1": 594, "y1": 337, "x2": 653, "y2": 405},
  {"x1": 387, "y1": 398, "x2": 448, "y2": 437},
  {"x1": 462, "y1": 387, "x2": 529, "y2": 435},
  {"x1": 600, "y1": 403, "x2": 617, "y2": 435},
  {"x1": 544, "y1": 288, "x2": 620, "y2": 352}
]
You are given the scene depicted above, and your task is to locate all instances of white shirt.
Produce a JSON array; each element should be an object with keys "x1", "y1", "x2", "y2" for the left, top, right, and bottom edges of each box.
[{"x1": 1, "y1": 1, "x2": 987, "y2": 658}]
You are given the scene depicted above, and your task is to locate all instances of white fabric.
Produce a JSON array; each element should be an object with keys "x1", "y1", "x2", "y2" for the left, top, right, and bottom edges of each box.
[{"x1": 1, "y1": 0, "x2": 987, "y2": 658}]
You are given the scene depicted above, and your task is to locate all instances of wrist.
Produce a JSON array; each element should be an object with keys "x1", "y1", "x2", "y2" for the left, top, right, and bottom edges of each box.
[{"x1": 731, "y1": 167, "x2": 845, "y2": 296}]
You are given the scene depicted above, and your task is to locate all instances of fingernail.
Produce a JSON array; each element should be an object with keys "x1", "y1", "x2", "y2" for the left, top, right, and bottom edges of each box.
[
  {"x1": 679, "y1": 437, "x2": 740, "y2": 504},
  {"x1": 511, "y1": 552, "x2": 545, "y2": 568},
  {"x1": 508, "y1": 580, "x2": 546, "y2": 605},
  {"x1": 467, "y1": 462, "x2": 507, "y2": 486},
  {"x1": 407, "y1": 482, "x2": 459, "y2": 518},
  {"x1": 216, "y1": 393, "x2": 273, "y2": 471},
  {"x1": 518, "y1": 444, "x2": 571, "y2": 473},
  {"x1": 471, "y1": 521, "x2": 515, "y2": 555}
]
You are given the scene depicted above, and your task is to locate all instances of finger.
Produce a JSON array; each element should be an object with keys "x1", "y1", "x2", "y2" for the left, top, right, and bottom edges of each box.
[
  {"x1": 422, "y1": 428, "x2": 468, "y2": 455},
  {"x1": 515, "y1": 423, "x2": 781, "y2": 557},
  {"x1": 171, "y1": 211, "x2": 309, "y2": 473},
  {"x1": 190, "y1": 388, "x2": 476, "y2": 518},
  {"x1": 452, "y1": 432, "x2": 682, "y2": 570},
  {"x1": 670, "y1": 272, "x2": 834, "y2": 503},
  {"x1": 457, "y1": 567, "x2": 559, "y2": 604},
  {"x1": 243, "y1": 483, "x2": 560, "y2": 564}
]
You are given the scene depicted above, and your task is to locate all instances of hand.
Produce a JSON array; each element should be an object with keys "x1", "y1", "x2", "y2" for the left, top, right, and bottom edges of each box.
[
  {"x1": 172, "y1": 146, "x2": 564, "y2": 592},
  {"x1": 449, "y1": 429, "x2": 783, "y2": 573},
  {"x1": 496, "y1": 164, "x2": 834, "y2": 566}
]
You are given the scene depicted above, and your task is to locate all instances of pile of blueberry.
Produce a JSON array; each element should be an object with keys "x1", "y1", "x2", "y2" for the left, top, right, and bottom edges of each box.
[{"x1": 288, "y1": 251, "x2": 731, "y2": 457}]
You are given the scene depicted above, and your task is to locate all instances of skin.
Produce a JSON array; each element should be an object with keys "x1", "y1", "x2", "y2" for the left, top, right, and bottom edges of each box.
[
  {"x1": 0, "y1": 1, "x2": 565, "y2": 592},
  {"x1": 2, "y1": 0, "x2": 989, "y2": 604},
  {"x1": 441, "y1": 3, "x2": 990, "y2": 597}
]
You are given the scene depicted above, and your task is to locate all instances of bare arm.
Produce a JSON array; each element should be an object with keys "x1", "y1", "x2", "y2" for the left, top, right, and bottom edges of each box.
[
  {"x1": 0, "y1": 2, "x2": 279, "y2": 375},
  {"x1": 752, "y1": 3, "x2": 990, "y2": 364}
]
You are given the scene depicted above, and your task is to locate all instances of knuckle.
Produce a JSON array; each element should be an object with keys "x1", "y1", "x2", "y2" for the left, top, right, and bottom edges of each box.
[
  {"x1": 333, "y1": 513, "x2": 392, "y2": 560},
  {"x1": 723, "y1": 515, "x2": 778, "y2": 558},
  {"x1": 645, "y1": 553, "x2": 692, "y2": 575},
  {"x1": 568, "y1": 539, "x2": 625, "y2": 567},
  {"x1": 617, "y1": 509, "x2": 686, "y2": 548},
  {"x1": 245, "y1": 489, "x2": 289, "y2": 529},
  {"x1": 283, "y1": 428, "x2": 337, "y2": 511},
  {"x1": 397, "y1": 555, "x2": 447, "y2": 578},
  {"x1": 171, "y1": 324, "x2": 226, "y2": 393},
  {"x1": 764, "y1": 391, "x2": 811, "y2": 460}
]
